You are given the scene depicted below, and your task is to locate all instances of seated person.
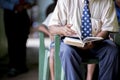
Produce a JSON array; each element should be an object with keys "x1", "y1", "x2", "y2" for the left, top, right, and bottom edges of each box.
[
  {"x1": 37, "y1": 13, "x2": 55, "y2": 80},
  {"x1": 38, "y1": 13, "x2": 97, "y2": 80},
  {"x1": 48, "y1": 0, "x2": 119, "y2": 80}
]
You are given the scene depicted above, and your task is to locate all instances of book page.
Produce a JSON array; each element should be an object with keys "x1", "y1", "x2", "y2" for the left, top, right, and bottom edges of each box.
[
  {"x1": 63, "y1": 37, "x2": 85, "y2": 47},
  {"x1": 83, "y1": 37, "x2": 103, "y2": 43}
]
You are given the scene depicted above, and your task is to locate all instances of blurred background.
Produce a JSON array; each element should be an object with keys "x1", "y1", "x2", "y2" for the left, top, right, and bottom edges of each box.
[{"x1": 0, "y1": 0, "x2": 54, "y2": 80}]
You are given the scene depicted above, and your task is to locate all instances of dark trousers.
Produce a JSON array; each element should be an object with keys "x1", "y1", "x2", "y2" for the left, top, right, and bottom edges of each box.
[
  {"x1": 4, "y1": 9, "x2": 30, "y2": 69},
  {"x1": 60, "y1": 40, "x2": 118, "y2": 80}
]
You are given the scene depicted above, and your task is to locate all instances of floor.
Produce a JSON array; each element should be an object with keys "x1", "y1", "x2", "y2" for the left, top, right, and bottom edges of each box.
[
  {"x1": 0, "y1": 37, "x2": 51, "y2": 80},
  {"x1": 1, "y1": 64, "x2": 38, "y2": 80}
]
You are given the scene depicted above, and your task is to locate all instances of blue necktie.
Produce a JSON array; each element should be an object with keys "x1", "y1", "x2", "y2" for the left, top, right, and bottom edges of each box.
[{"x1": 81, "y1": 0, "x2": 92, "y2": 39}]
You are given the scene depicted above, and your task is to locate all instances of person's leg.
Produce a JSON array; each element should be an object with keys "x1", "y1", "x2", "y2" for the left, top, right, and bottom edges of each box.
[
  {"x1": 91, "y1": 40, "x2": 118, "y2": 80},
  {"x1": 4, "y1": 10, "x2": 30, "y2": 77},
  {"x1": 13, "y1": 10, "x2": 30, "y2": 70},
  {"x1": 86, "y1": 64, "x2": 96, "y2": 80},
  {"x1": 49, "y1": 48, "x2": 55, "y2": 80},
  {"x1": 49, "y1": 42, "x2": 55, "y2": 80},
  {"x1": 59, "y1": 39, "x2": 118, "y2": 80},
  {"x1": 59, "y1": 42, "x2": 85, "y2": 80}
]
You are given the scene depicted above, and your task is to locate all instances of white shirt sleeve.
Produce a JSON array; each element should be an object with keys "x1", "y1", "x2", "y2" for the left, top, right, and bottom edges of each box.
[
  {"x1": 48, "y1": 0, "x2": 67, "y2": 26},
  {"x1": 42, "y1": 13, "x2": 53, "y2": 27}
]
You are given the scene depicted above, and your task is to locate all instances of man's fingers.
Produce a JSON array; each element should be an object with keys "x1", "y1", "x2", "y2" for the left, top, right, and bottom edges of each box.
[
  {"x1": 66, "y1": 24, "x2": 73, "y2": 28},
  {"x1": 65, "y1": 24, "x2": 76, "y2": 34}
]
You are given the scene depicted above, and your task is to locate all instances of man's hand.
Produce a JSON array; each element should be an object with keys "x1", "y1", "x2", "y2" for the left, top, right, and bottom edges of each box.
[
  {"x1": 49, "y1": 24, "x2": 76, "y2": 37},
  {"x1": 59, "y1": 24, "x2": 76, "y2": 36},
  {"x1": 79, "y1": 31, "x2": 109, "y2": 50},
  {"x1": 80, "y1": 42, "x2": 94, "y2": 50}
]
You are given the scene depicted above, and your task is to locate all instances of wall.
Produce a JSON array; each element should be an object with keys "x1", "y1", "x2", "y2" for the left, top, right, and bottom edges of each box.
[
  {"x1": 38, "y1": 0, "x2": 53, "y2": 23},
  {"x1": 0, "y1": 0, "x2": 53, "y2": 57},
  {"x1": 0, "y1": 9, "x2": 7, "y2": 58}
]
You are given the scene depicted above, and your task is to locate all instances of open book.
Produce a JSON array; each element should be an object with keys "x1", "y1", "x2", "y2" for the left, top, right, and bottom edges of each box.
[
  {"x1": 63, "y1": 19, "x2": 103, "y2": 47},
  {"x1": 63, "y1": 36, "x2": 103, "y2": 47}
]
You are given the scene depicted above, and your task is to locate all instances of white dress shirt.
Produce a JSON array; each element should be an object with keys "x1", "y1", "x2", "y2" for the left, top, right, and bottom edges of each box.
[{"x1": 48, "y1": 0, "x2": 119, "y2": 37}]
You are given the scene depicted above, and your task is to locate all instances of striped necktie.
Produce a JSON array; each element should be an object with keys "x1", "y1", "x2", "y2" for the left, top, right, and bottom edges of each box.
[{"x1": 81, "y1": 0, "x2": 92, "y2": 39}]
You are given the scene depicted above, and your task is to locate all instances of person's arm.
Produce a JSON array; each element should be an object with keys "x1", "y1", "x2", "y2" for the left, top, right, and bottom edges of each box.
[
  {"x1": 96, "y1": 31, "x2": 109, "y2": 39},
  {"x1": 49, "y1": 24, "x2": 76, "y2": 37},
  {"x1": 101, "y1": 0, "x2": 119, "y2": 34},
  {"x1": 48, "y1": 0, "x2": 76, "y2": 37},
  {"x1": 38, "y1": 24, "x2": 50, "y2": 36},
  {"x1": 80, "y1": 1, "x2": 119, "y2": 50},
  {"x1": 95, "y1": 1, "x2": 119, "y2": 40},
  {"x1": 96, "y1": 1, "x2": 119, "y2": 40},
  {"x1": 37, "y1": 24, "x2": 55, "y2": 41}
]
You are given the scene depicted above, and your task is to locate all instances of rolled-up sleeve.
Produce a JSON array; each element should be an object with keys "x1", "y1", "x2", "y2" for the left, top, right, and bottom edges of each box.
[{"x1": 101, "y1": 1, "x2": 119, "y2": 32}]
